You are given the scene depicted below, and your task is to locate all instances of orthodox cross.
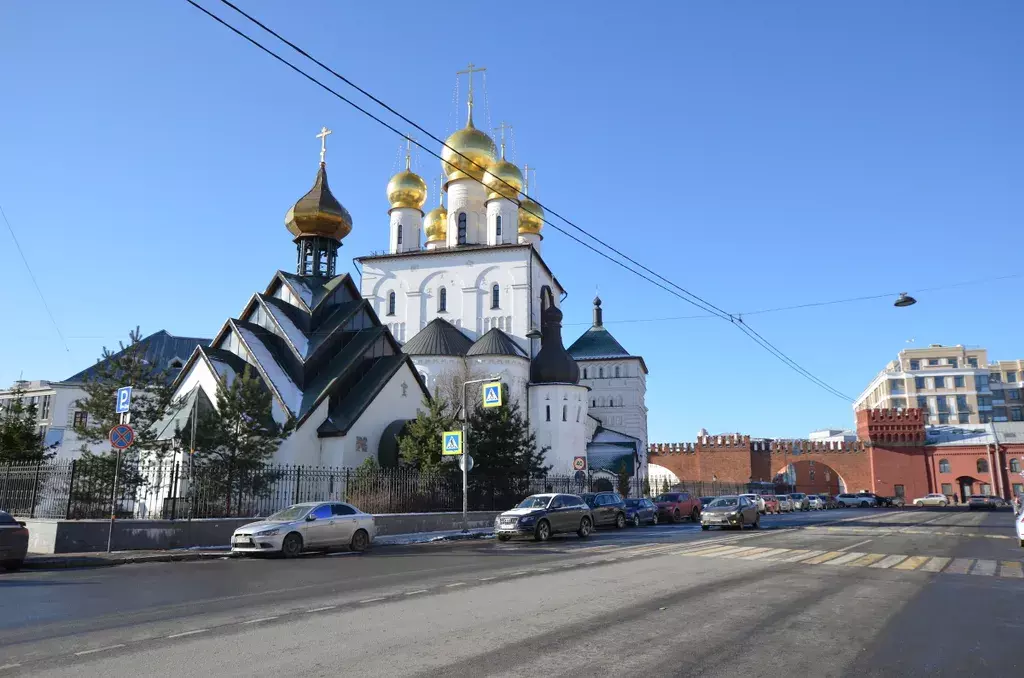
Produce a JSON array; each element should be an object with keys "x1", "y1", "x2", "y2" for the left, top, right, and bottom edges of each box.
[
  {"x1": 494, "y1": 121, "x2": 512, "y2": 158},
  {"x1": 404, "y1": 136, "x2": 415, "y2": 170},
  {"x1": 456, "y1": 63, "x2": 486, "y2": 125},
  {"x1": 316, "y1": 126, "x2": 332, "y2": 164}
]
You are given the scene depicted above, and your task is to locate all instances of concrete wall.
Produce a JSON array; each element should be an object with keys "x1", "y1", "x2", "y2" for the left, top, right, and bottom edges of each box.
[{"x1": 22, "y1": 511, "x2": 501, "y2": 554}]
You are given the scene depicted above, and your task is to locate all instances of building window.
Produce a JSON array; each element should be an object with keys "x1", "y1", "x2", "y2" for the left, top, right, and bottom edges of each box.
[
  {"x1": 910, "y1": 359, "x2": 920, "y2": 370},
  {"x1": 73, "y1": 411, "x2": 88, "y2": 428},
  {"x1": 947, "y1": 357, "x2": 958, "y2": 368},
  {"x1": 387, "y1": 291, "x2": 396, "y2": 316},
  {"x1": 980, "y1": 412, "x2": 991, "y2": 423},
  {"x1": 928, "y1": 359, "x2": 939, "y2": 366},
  {"x1": 991, "y1": 373, "x2": 1002, "y2": 383},
  {"x1": 894, "y1": 484, "x2": 905, "y2": 498},
  {"x1": 491, "y1": 284, "x2": 500, "y2": 310},
  {"x1": 917, "y1": 395, "x2": 928, "y2": 409},
  {"x1": 978, "y1": 374, "x2": 989, "y2": 389},
  {"x1": 1012, "y1": 407, "x2": 1023, "y2": 422},
  {"x1": 457, "y1": 213, "x2": 467, "y2": 245},
  {"x1": 938, "y1": 413, "x2": 949, "y2": 424},
  {"x1": 1009, "y1": 389, "x2": 1021, "y2": 400},
  {"x1": 438, "y1": 287, "x2": 447, "y2": 312},
  {"x1": 968, "y1": 357, "x2": 979, "y2": 367},
  {"x1": 981, "y1": 484, "x2": 992, "y2": 496},
  {"x1": 954, "y1": 375, "x2": 965, "y2": 388},
  {"x1": 958, "y1": 412, "x2": 969, "y2": 424},
  {"x1": 956, "y1": 395, "x2": 968, "y2": 411},
  {"x1": 562, "y1": 405, "x2": 567, "y2": 422},
  {"x1": 1008, "y1": 371, "x2": 1018, "y2": 383},
  {"x1": 933, "y1": 376, "x2": 945, "y2": 389},
  {"x1": 545, "y1": 405, "x2": 550, "y2": 422},
  {"x1": 40, "y1": 395, "x2": 52, "y2": 420},
  {"x1": 496, "y1": 215, "x2": 502, "y2": 238},
  {"x1": 1013, "y1": 483, "x2": 1024, "y2": 498},
  {"x1": 599, "y1": 367, "x2": 604, "y2": 378},
  {"x1": 1010, "y1": 458, "x2": 1021, "y2": 473},
  {"x1": 397, "y1": 224, "x2": 403, "y2": 245},
  {"x1": 941, "y1": 483, "x2": 953, "y2": 496},
  {"x1": 977, "y1": 458, "x2": 989, "y2": 474},
  {"x1": 615, "y1": 366, "x2": 621, "y2": 378},
  {"x1": 939, "y1": 459, "x2": 951, "y2": 474},
  {"x1": 915, "y1": 377, "x2": 926, "y2": 389},
  {"x1": 583, "y1": 368, "x2": 587, "y2": 379},
  {"x1": 576, "y1": 406, "x2": 581, "y2": 422},
  {"x1": 592, "y1": 399, "x2": 596, "y2": 407}
]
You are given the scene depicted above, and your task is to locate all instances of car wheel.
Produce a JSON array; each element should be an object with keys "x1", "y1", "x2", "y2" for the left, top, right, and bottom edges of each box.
[
  {"x1": 535, "y1": 519, "x2": 551, "y2": 542},
  {"x1": 752, "y1": 515, "x2": 761, "y2": 529},
  {"x1": 615, "y1": 513, "x2": 626, "y2": 529},
  {"x1": 350, "y1": 529, "x2": 370, "y2": 553},
  {"x1": 497, "y1": 535, "x2": 511, "y2": 542},
  {"x1": 701, "y1": 525, "x2": 710, "y2": 531},
  {"x1": 941, "y1": 501, "x2": 948, "y2": 507},
  {"x1": 914, "y1": 500, "x2": 923, "y2": 506},
  {"x1": 281, "y1": 532, "x2": 303, "y2": 558},
  {"x1": 860, "y1": 501, "x2": 869, "y2": 508},
  {"x1": 651, "y1": 514, "x2": 659, "y2": 526},
  {"x1": 1019, "y1": 538, "x2": 1023, "y2": 548},
  {"x1": 632, "y1": 514, "x2": 641, "y2": 528},
  {"x1": 2, "y1": 559, "x2": 23, "y2": 572},
  {"x1": 577, "y1": 517, "x2": 592, "y2": 538},
  {"x1": 673, "y1": 509, "x2": 681, "y2": 524},
  {"x1": 691, "y1": 508, "x2": 700, "y2": 522}
]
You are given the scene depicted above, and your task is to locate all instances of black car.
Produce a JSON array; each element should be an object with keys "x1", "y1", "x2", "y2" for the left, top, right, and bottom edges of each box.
[
  {"x1": 495, "y1": 494, "x2": 594, "y2": 542},
  {"x1": 699, "y1": 496, "x2": 715, "y2": 508},
  {"x1": 624, "y1": 498, "x2": 658, "y2": 526},
  {"x1": 857, "y1": 492, "x2": 889, "y2": 507},
  {"x1": 579, "y1": 492, "x2": 628, "y2": 529},
  {"x1": 0, "y1": 510, "x2": 29, "y2": 571}
]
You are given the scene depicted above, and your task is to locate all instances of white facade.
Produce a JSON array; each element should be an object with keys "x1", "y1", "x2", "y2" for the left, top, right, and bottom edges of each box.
[
  {"x1": 486, "y1": 197, "x2": 518, "y2": 246},
  {"x1": 390, "y1": 206, "x2": 423, "y2": 255},
  {"x1": 445, "y1": 179, "x2": 488, "y2": 247},
  {"x1": 0, "y1": 380, "x2": 104, "y2": 460},
  {"x1": 579, "y1": 358, "x2": 649, "y2": 455},
  {"x1": 529, "y1": 383, "x2": 589, "y2": 474}
]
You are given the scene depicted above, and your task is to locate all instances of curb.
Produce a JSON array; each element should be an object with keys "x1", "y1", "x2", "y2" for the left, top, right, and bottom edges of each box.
[{"x1": 20, "y1": 551, "x2": 236, "y2": 571}]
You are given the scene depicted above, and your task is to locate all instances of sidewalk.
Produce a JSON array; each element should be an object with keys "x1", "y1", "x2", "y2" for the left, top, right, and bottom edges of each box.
[{"x1": 18, "y1": 528, "x2": 495, "y2": 571}]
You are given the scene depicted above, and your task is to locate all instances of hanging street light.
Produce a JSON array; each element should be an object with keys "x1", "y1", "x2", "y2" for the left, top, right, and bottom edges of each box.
[{"x1": 894, "y1": 292, "x2": 917, "y2": 308}]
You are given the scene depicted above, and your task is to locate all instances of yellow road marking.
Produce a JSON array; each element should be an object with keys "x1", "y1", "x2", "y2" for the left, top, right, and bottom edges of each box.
[
  {"x1": 847, "y1": 553, "x2": 886, "y2": 567},
  {"x1": 893, "y1": 556, "x2": 929, "y2": 571},
  {"x1": 823, "y1": 552, "x2": 867, "y2": 565},
  {"x1": 805, "y1": 551, "x2": 844, "y2": 565},
  {"x1": 744, "y1": 548, "x2": 791, "y2": 560},
  {"x1": 944, "y1": 558, "x2": 974, "y2": 575},
  {"x1": 999, "y1": 561, "x2": 1023, "y2": 578},
  {"x1": 726, "y1": 547, "x2": 769, "y2": 559},
  {"x1": 970, "y1": 560, "x2": 996, "y2": 576},
  {"x1": 870, "y1": 554, "x2": 908, "y2": 569},
  {"x1": 918, "y1": 557, "x2": 950, "y2": 572},
  {"x1": 777, "y1": 550, "x2": 822, "y2": 563}
]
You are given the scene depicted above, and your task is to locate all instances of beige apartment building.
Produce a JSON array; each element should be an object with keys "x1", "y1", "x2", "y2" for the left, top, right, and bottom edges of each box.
[{"x1": 855, "y1": 345, "x2": 1024, "y2": 426}]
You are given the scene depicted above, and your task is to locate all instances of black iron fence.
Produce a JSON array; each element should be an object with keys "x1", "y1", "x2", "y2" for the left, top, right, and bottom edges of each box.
[{"x1": 1, "y1": 459, "x2": 659, "y2": 520}]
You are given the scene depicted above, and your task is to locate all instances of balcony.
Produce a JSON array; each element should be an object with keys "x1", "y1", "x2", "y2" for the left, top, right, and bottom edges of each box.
[
  {"x1": 978, "y1": 405, "x2": 993, "y2": 411},
  {"x1": 993, "y1": 399, "x2": 1006, "y2": 406}
]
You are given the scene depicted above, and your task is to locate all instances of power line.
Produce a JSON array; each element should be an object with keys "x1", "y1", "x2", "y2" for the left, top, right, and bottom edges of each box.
[
  {"x1": 0, "y1": 203, "x2": 70, "y2": 352},
  {"x1": 182, "y1": 0, "x2": 852, "y2": 401}
]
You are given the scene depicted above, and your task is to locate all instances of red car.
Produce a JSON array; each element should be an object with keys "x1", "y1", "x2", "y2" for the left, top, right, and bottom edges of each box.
[
  {"x1": 761, "y1": 494, "x2": 780, "y2": 514},
  {"x1": 654, "y1": 491, "x2": 702, "y2": 523}
]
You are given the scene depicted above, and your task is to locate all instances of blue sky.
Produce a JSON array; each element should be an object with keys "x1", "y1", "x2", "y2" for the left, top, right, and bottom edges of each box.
[{"x1": 1, "y1": 1, "x2": 1021, "y2": 442}]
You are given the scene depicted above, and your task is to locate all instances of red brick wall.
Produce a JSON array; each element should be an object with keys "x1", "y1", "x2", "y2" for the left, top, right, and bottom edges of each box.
[
  {"x1": 856, "y1": 408, "x2": 926, "y2": 446},
  {"x1": 871, "y1": 446, "x2": 930, "y2": 499}
]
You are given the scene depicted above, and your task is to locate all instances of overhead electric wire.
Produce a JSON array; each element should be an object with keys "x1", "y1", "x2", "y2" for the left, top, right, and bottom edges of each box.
[{"x1": 182, "y1": 0, "x2": 852, "y2": 401}]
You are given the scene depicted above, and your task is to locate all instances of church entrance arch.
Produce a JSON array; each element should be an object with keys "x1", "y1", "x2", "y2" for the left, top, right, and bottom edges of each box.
[
  {"x1": 775, "y1": 460, "x2": 846, "y2": 496},
  {"x1": 955, "y1": 475, "x2": 987, "y2": 500}
]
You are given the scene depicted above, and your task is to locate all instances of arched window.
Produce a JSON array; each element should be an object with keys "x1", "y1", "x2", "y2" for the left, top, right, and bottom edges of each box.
[
  {"x1": 387, "y1": 291, "x2": 396, "y2": 316},
  {"x1": 939, "y1": 459, "x2": 950, "y2": 474},
  {"x1": 615, "y1": 366, "x2": 621, "y2": 378},
  {"x1": 438, "y1": 287, "x2": 447, "y2": 312},
  {"x1": 592, "y1": 399, "x2": 596, "y2": 407},
  {"x1": 491, "y1": 284, "x2": 500, "y2": 309},
  {"x1": 397, "y1": 224, "x2": 403, "y2": 246},
  {"x1": 496, "y1": 214, "x2": 502, "y2": 239},
  {"x1": 1011, "y1": 458, "x2": 1021, "y2": 473},
  {"x1": 457, "y1": 213, "x2": 467, "y2": 245},
  {"x1": 583, "y1": 368, "x2": 588, "y2": 379},
  {"x1": 977, "y1": 458, "x2": 989, "y2": 474},
  {"x1": 576, "y1": 406, "x2": 581, "y2": 422},
  {"x1": 545, "y1": 405, "x2": 551, "y2": 422},
  {"x1": 599, "y1": 367, "x2": 604, "y2": 378},
  {"x1": 562, "y1": 405, "x2": 567, "y2": 422}
]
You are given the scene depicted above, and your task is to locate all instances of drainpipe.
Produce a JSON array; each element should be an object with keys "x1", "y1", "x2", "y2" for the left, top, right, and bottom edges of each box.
[{"x1": 990, "y1": 423, "x2": 1004, "y2": 498}]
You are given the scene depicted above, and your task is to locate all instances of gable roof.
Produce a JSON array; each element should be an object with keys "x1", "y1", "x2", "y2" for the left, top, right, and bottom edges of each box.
[
  {"x1": 64, "y1": 330, "x2": 211, "y2": 383},
  {"x1": 467, "y1": 327, "x2": 527, "y2": 357},
  {"x1": 402, "y1": 318, "x2": 474, "y2": 356}
]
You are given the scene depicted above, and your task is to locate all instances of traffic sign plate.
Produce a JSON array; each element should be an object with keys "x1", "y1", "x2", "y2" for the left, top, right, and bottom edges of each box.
[
  {"x1": 109, "y1": 424, "x2": 135, "y2": 450},
  {"x1": 115, "y1": 386, "x2": 132, "y2": 414},
  {"x1": 482, "y1": 382, "x2": 502, "y2": 409},
  {"x1": 459, "y1": 454, "x2": 474, "y2": 472},
  {"x1": 573, "y1": 456, "x2": 587, "y2": 471},
  {"x1": 442, "y1": 431, "x2": 463, "y2": 456}
]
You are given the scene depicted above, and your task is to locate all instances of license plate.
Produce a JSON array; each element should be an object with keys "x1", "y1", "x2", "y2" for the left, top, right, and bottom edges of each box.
[{"x1": 234, "y1": 539, "x2": 253, "y2": 546}]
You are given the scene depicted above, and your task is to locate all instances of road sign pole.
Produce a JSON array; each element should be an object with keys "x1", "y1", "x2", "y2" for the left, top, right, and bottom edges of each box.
[
  {"x1": 462, "y1": 382, "x2": 468, "y2": 533},
  {"x1": 107, "y1": 445, "x2": 121, "y2": 553}
]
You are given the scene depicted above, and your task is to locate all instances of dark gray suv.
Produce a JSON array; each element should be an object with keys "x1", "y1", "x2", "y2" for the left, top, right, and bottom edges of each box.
[
  {"x1": 495, "y1": 494, "x2": 594, "y2": 542},
  {"x1": 579, "y1": 492, "x2": 628, "y2": 529}
]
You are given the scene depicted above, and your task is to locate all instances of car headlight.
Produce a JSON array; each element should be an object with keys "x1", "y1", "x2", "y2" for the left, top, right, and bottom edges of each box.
[
  {"x1": 519, "y1": 516, "x2": 536, "y2": 525},
  {"x1": 255, "y1": 528, "x2": 279, "y2": 537}
]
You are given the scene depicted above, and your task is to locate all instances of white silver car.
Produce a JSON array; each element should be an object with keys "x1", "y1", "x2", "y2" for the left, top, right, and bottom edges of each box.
[
  {"x1": 775, "y1": 495, "x2": 795, "y2": 512},
  {"x1": 806, "y1": 495, "x2": 825, "y2": 510},
  {"x1": 1016, "y1": 507, "x2": 1024, "y2": 548},
  {"x1": 231, "y1": 502, "x2": 375, "y2": 557},
  {"x1": 739, "y1": 494, "x2": 767, "y2": 514},
  {"x1": 912, "y1": 493, "x2": 949, "y2": 507}
]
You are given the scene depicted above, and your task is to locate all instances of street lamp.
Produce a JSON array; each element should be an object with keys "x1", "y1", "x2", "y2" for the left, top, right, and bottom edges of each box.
[
  {"x1": 460, "y1": 375, "x2": 500, "y2": 532},
  {"x1": 894, "y1": 292, "x2": 917, "y2": 308}
]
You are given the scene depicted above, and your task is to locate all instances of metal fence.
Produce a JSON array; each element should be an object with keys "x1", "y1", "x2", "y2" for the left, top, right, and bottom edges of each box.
[{"x1": 0, "y1": 459, "x2": 658, "y2": 520}]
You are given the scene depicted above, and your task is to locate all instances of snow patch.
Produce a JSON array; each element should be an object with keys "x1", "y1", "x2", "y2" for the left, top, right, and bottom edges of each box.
[
  {"x1": 267, "y1": 303, "x2": 309, "y2": 356},
  {"x1": 235, "y1": 325, "x2": 304, "y2": 415}
]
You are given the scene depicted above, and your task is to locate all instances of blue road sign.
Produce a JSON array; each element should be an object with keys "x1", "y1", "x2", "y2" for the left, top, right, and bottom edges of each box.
[
  {"x1": 482, "y1": 382, "x2": 502, "y2": 409},
  {"x1": 115, "y1": 386, "x2": 132, "y2": 414},
  {"x1": 109, "y1": 424, "x2": 135, "y2": 450},
  {"x1": 442, "y1": 431, "x2": 463, "y2": 456}
]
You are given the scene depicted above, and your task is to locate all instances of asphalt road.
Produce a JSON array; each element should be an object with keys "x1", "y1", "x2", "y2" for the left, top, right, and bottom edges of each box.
[{"x1": 1, "y1": 507, "x2": 1021, "y2": 676}]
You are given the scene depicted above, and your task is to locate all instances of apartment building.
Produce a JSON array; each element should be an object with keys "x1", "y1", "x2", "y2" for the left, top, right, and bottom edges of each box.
[{"x1": 855, "y1": 345, "x2": 1024, "y2": 426}]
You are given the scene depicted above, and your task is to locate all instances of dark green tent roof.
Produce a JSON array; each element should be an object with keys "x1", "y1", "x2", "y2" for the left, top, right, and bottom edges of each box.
[
  {"x1": 467, "y1": 328, "x2": 527, "y2": 357},
  {"x1": 402, "y1": 318, "x2": 473, "y2": 356}
]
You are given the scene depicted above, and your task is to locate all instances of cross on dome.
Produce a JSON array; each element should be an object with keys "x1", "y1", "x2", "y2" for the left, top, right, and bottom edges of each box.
[
  {"x1": 456, "y1": 62, "x2": 486, "y2": 126},
  {"x1": 316, "y1": 126, "x2": 332, "y2": 164}
]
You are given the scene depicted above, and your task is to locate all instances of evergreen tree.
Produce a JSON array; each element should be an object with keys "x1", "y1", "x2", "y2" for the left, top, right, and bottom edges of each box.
[
  {"x1": 0, "y1": 387, "x2": 51, "y2": 463},
  {"x1": 616, "y1": 463, "x2": 632, "y2": 498},
  {"x1": 466, "y1": 387, "x2": 550, "y2": 478},
  {"x1": 642, "y1": 475, "x2": 651, "y2": 497},
  {"x1": 397, "y1": 397, "x2": 458, "y2": 472}
]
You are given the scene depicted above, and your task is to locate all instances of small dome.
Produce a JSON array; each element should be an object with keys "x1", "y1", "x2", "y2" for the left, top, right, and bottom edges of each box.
[
  {"x1": 386, "y1": 169, "x2": 427, "y2": 211},
  {"x1": 518, "y1": 197, "x2": 544, "y2": 235},
  {"x1": 442, "y1": 122, "x2": 496, "y2": 183},
  {"x1": 424, "y1": 204, "x2": 448, "y2": 242},
  {"x1": 484, "y1": 159, "x2": 523, "y2": 202},
  {"x1": 285, "y1": 163, "x2": 352, "y2": 241}
]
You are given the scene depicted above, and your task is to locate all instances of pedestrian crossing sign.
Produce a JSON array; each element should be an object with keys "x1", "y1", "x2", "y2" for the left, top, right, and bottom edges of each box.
[
  {"x1": 482, "y1": 382, "x2": 502, "y2": 408},
  {"x1": 442, "y1": 431, "x2": 463, "y2": 456}
]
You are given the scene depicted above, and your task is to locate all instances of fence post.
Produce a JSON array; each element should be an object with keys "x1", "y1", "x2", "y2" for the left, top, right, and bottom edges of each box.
[
  {"x1": 1, "y1": 463, "x2": 10, "y2": 509},
  {"x1": 29, "y1": 462, "x2": 43, "y2": 519},
  {"x1": 293, "y1": 466, "x2": 302, "y2": 505},
  {"x1": 168, "y1": 462, "x2": 179, "y2": 520},
  {"x1": 65, "y1": 460, "x2": 77, "y2": 519},
  {"x1": 345, "y1": 468, "x2": 350, "y2": 503}
]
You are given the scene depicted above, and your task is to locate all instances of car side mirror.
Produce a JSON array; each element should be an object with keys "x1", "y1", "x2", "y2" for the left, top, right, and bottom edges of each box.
[{"x1": 306, "y1": 514, "x2": 316, "y2": 521}]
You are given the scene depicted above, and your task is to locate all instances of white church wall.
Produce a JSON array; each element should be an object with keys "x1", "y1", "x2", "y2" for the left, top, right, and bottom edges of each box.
[
  {"x1": 341, "y1": 361, "x2": 423, "y2": 467},
  {"x1": 275, "y1": 398, "x2": 330, "y2": 466},
  {"x1": 529, "y1": 383, "x2": 588, "y2": 474},
  {"x1": 445, "y1": 180, "x2": 487, "y2": 247},
  {"x1": 467, "y1": 356, "x2": 529, "y2": 409},
  {"x1": 486, "y1": 198, "x2": 518, "y2": 246},
  {"x1": 390, "y1": 206, "x2": 422, "y2": 254},
  {"x1": 172, "y1": 357, "x2": 223, "y2": 409}
]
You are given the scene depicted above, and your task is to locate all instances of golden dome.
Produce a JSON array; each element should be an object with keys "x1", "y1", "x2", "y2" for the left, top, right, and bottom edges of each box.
[
  {"x1": 442, "y1": 121, "x2": 496, "y2": 183},
  {"x1": 386, "y1": 169, "x2": 427, "y2": 211},
  {"x1": 518, "y1": 197, "x2": 544, "y2": 235},
  {"x1": 285, "y1": 163, "x2": 352, "y2": 241},
  {"x1": 484, "y1": 158, "x2": 523, "y2": 202},
  {"x1": 424, "y1": 204, "x2": 448, "y2": 242}
]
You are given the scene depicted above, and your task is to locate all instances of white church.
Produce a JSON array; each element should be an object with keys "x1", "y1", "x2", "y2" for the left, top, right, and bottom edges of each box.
[{"x1": 160, "y1": 73, "x2": 649, "y2": 478}]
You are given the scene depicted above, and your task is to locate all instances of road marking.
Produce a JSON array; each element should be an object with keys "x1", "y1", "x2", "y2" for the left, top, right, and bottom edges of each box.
[
  {"x1": 242, "y1": 616, "x2": 278, "y2": 624},
  {"x1": 870, "y1": 554, "x2": 908, "y2": 569},
  {"x1": 0, "y1": 664, "x2": 22, "y2": 671},
  {"x1": 824, "y1": 552, "x2": 867, "y2": 566},
  {"x1": 508, "y1": 571, "x2": 527, "y2": 576},
  {"x1": 74, "y1": 644, "x2": 126, "y2": 656},
  {"x1": 780, "y1": 549, "x2": 825, "y2": 563},
  {"x1": 1000, "y1": 561, "x2": 1023, "y2": 578},
  {"x1": 743, "y1": 548, "x2": 790, "y2": 560},
  {"x1": 971, "y1": 560, "x2": 996, "y2": 576},
  {"x1": 535, "y1": 567, "x2": 551, "y2": 572},
  {"x1": 838, "y1": 539, "x2": 874, "y2": 551},
  {"x1": 445, "y1": 582, "x2": 466, "y2": 587},
  {"x1": 944, "y1": 559, "x2": 975, "y2": 575},
  {"x1": 359, "y1": 597, "x2": 387, "y2": 603},
  {"x1": 728, "y1": 547, "x2": 770, "y2": 559},
  {"x1": 405, "y1": 589, "x2": 428, "y2": 595},
  {"x1": 167, "y1": 629, "x2": 208, "y2": 638},
  {"x1": 918, "y1": 557, "x2": 950, "y2": 572},
  {"x1": 478, "y1": 577, "x2": 496, "y2": 581},
  {"x1": 307, "y1": 606, "x2": 337, "y2": 612},
  {"x1": 893, "y1": 556, "x2": 929, "y2": 571},
  {"x1": 714, "y1": 546, "x2": 763, "y2": 558},
  {"x1": 805, "y1": 551, "x2": 845, "y2": 565},
  {"x1": 690, "y1": 545, "x2": 745, "y2": 557}
]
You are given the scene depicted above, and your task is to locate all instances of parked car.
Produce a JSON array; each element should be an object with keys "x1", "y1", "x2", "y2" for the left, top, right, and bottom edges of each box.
[
  {"x1": 761, "y1": 495, "x2": 780, "y2": 514},
  {"x1": 775, "y1": 495, "x2": 795, "y2": 512},
  {"x1": 699, "y1": 496, "x2": 715, "y2": 508},
  {"x1": 624, "y1": 498, "x2": 658, "y2": 526},
  {"x1": 820, "y1": 494, "x2": 839, "y2": 509},
  {"x1": 0, "y1": 510, "x2": 28, "y2": 572},
  {"x1": 1016, "y1": 507, "x2": 1024, "y2": 548},
  {"x1": 231, "y1": 502, "x2": 375, "y2": 557},
  {"x1": 739, "y1": 493, "x2": 767, "y2": 514},
  {"x1": 836, "y1": 492, "x2": 876, "y2": 508},
  {"x1": 912, "y1": 493, "x2": 949, "y2": 507},
  {"x1": 580, "y1": 492, "x2": 628, "y2": 529},
  {"x1": 968, "y1": 495, "x2": 1001, "y2": 511},
  {"x1": 806, "y1": 495, "x2": 825, "y2": 510},
  {"x1": 654, "y1": 491, "x2": 702, "y2": 523},
  {"x1": 496, "y1": 494, "x2": 593, "y2": 541},
  {"x1": 857, "y1": 492, "x2": 889, "y2": 507},
  {"x1": 700, "y1": 495, "x2": 760, "y2": 531},
  {"x1": 788, "y1": 493, "x2": 810, "y2": 511}
]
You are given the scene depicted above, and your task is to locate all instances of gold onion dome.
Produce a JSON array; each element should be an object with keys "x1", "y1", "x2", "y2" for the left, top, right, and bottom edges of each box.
[
  {"x1": 424, "y1": 203, "x2": 448, "y2": 242},
  {"x1": 285, "y1": 163, "x2": 352, "y2": 241},
  {"x1": 484, "y1": 158, "x2": 523, "y2": 202},
  {"x1": 442, "y1": 120, "x2": 497, "y2": 183},
  {"x1": 386, "y1": 168, "x2": 427, "y2": 211},
  {"x1": 518, "y1": 196, "x2": 544, "y2": 235}
]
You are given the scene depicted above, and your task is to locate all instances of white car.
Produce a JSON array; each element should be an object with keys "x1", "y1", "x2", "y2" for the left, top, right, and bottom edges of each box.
[
  {"x1": 912, "y1": 493, "x2": 949, "y2": 507},
  {"x1": 806, "y1": 495, "x2": 825, "y2": 510},
  {"x1": 1016, "y1": 508, "x2": 1024, "y2": 548},
  {"x1": 739, "y1": 494, "x2": 767, "y2": 514},
  {"x1": 836, "y1": 493, "x2": 876, "y2": 508},
  {"x1": 231, "y1": 502, "x2": 375, "y2": 557},
  {"x1": 775, "y1": 495, "x2": 795, "y2": 512}
]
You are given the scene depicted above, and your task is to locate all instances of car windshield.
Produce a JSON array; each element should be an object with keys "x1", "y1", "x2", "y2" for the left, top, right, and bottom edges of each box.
[
  {"x1": 709, "y1": 496, "x2": 739, "y2": 508},
  {"x1": 517, "y1": 496, "x2": 552, "y2": 509},
  {"x1": 267, "y1": 505, "x2": 312, "y2": 521},
  {"x1": 654, "y1": 494, "x2": 679, "y2": 502},
  {"x1": 624, "y1": 499, "x2": 643, "y2": 507}
]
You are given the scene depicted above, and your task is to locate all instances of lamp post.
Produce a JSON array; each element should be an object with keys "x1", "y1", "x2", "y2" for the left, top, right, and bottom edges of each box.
[{"x1": 461, "y1": 375, "x2": 501, "y2": 532}]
